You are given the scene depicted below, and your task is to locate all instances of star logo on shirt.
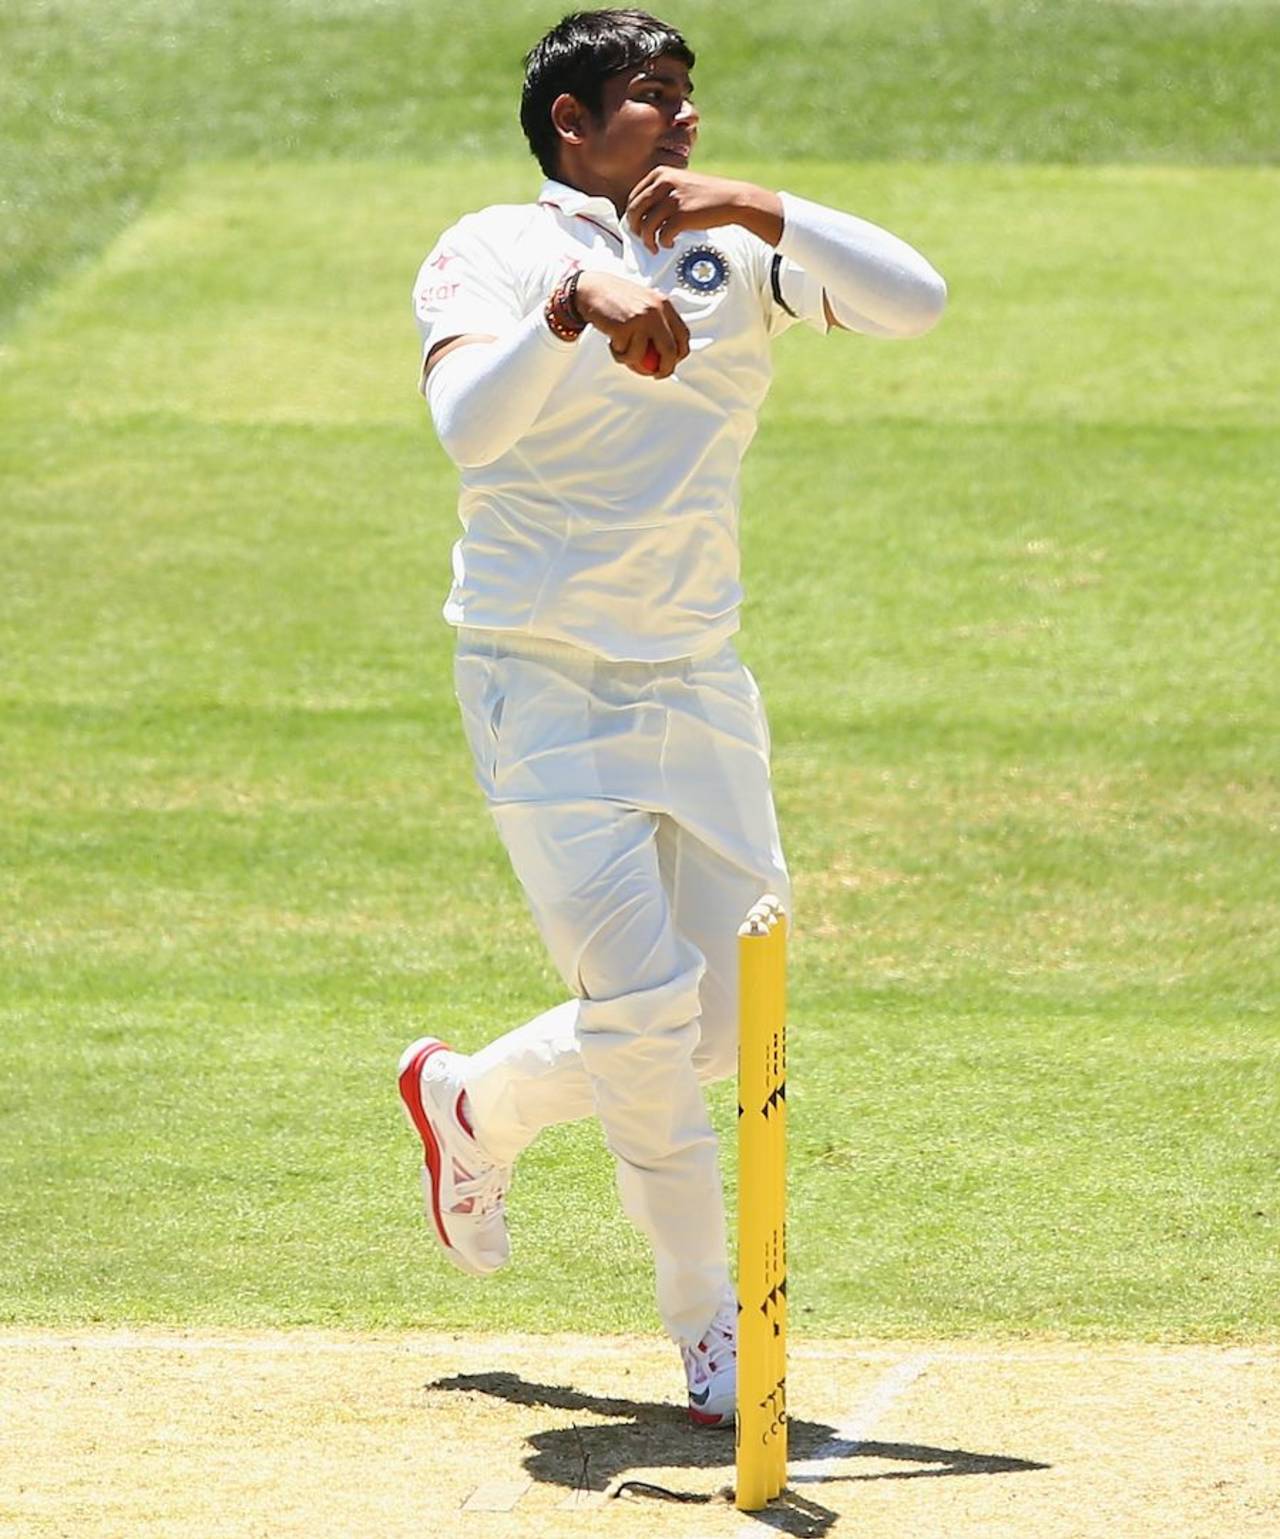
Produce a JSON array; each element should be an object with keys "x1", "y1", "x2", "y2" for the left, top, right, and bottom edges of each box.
[{"x1": 428, "y1": 250, "x2": 458, "y2": 271}]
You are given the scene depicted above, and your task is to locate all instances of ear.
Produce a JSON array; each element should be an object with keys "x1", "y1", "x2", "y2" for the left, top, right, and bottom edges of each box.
[{"x1": 550, "y1": 92, "x2": 590, "y2": 146}]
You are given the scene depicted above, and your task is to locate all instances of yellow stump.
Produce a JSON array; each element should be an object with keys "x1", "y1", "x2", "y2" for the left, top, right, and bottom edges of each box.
[{"x1": 736, "y1": 895, "x2": 787, "y2": 1511}]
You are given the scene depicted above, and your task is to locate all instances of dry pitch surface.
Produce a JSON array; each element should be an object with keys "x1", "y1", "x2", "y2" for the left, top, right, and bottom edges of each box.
[{"x1": 1, "y1": 1332, "x2": 1276, "y2": 1538}]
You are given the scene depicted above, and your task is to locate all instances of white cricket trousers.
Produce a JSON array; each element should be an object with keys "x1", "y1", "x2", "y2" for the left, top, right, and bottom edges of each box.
[{"x1": 451, "y1": 627, "x2": 790, "y2": 1346}]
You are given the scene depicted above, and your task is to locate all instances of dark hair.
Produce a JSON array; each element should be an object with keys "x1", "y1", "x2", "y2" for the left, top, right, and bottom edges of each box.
[{"x1": 521, "y1": 10, "x2": 695, "y2": 178}]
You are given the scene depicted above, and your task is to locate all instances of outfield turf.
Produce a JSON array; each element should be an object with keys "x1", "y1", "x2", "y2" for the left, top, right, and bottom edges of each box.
[
  {"x1": 4, "y1": 0, "x2": 1280, "y2": 335},
  {"x1": 1, "y1": 153, "x2": 1276, "y2": 1338}
]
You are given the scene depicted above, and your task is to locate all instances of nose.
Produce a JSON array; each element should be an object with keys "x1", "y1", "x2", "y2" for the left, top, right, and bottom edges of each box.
[{"x1": 675, "y1": 96, "x2": 699, "y2": 129}]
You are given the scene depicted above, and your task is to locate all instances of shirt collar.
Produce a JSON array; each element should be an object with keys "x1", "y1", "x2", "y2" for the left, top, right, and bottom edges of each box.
[{"x1": 537, "y1": 178, "x2": 625, "y2": 236}]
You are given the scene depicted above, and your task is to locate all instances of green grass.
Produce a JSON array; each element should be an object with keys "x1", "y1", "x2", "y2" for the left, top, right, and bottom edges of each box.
[
  {"x1": 4, "y1": 1, "x2": 1280, "y2": 333},
  {"x1": 1, "y1": 159, "x2": 1276, "y2": 1338}
]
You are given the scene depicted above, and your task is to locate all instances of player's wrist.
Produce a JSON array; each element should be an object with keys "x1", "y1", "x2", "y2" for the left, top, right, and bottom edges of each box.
[
  {"x1": 545, "y1": 270, "x2": 587, "y2": 342},
  {"x1": 570, "y1": 269, "x2": 616, "y2": 331}
]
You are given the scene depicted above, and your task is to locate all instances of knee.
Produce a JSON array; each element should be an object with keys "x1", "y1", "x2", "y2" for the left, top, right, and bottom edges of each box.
[
  {"x1": 576, "y1": 959, "x2": 704, "y2": 1058},
  {"x1": 576, "y1": 964, "x2": 713, "y2": 1164},
  {"x1": 578, "y1": 935, "x2": 704, "y2": 1034}
]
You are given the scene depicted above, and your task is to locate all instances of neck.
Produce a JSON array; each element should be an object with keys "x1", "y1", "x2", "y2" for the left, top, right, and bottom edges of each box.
[{"x1": 553, "y1": 161, "x2": 631, "y2": 217}]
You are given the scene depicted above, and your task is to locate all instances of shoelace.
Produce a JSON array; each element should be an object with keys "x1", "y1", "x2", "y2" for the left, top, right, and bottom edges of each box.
[
  {"x1": 682, "y1": 1304, "x2": 737, "y2": 1381},
  {"x1": 448, "y1": 1158, "x2": 511, "y2": 1218}
]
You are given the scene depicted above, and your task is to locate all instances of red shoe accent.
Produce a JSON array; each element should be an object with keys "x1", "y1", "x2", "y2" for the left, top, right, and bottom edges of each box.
[
  {"x1": 397, "y1": 1040, "x2": 453, "y2": 1251},
  {"x1": 689, "y1": 1406, "x2": 729, "y2": 1427}
]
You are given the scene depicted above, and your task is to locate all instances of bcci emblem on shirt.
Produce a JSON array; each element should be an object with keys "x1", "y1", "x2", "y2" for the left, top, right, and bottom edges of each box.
[{"x1": 676, "y1": 245, "x2": 730, "y2": 295}]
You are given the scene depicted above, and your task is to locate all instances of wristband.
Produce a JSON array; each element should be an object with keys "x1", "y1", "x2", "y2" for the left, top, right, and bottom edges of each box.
[
  {"x1": 563, "y1": 269, "x2": 585, "y2": 328},
  {"x1": 545, "y1": 271, "x2": 588, "y2": 342}
]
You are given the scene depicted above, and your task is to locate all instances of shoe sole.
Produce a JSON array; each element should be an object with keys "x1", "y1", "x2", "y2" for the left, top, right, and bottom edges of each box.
[
  {"x1": 397, "y1": 1036, "x2": 455, "y2": 1255},
  {"x1": 689, "y1": 1405, "x2": 733, "y2": 1428}
]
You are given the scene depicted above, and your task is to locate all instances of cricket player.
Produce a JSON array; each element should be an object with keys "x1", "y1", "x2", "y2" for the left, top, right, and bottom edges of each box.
[{"x1": 400, "y1": 9, "x2": 946, "y2": 1425}]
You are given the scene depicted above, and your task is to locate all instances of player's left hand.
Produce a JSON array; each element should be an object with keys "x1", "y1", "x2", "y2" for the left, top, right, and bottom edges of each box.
[{"x1": 625, "y1": 170, "x2": 781, "y2": 255}]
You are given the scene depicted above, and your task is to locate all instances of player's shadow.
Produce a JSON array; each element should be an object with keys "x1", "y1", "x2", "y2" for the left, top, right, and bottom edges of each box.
[{"x1": 426, "y1": 1371, "x2": 1048, "y2": 1536}]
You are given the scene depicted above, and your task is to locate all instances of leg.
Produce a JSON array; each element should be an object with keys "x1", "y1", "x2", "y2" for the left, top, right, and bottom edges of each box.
[
  {"x1": 461, "y1": 639, "x2": 790, "y2": 1155},
  {"x1": 491, "y1": 793, "x2": 729, "y2": 1344},
  {"x1": 656, "y1": 815, "x2": 788, "y2": 1086},
  {"x1": 657, "y1": 640, "x2": 792, "y2": 1082},
  {"x1": 448, "y1": 631, "x2": 786, "y2": 1343},
  {"x1": 461, "y1": 826, "x2": 779, "y2": 1167},
  {"x1": 461, "y1": 1000, "x2": 594, "y2": 1166}
]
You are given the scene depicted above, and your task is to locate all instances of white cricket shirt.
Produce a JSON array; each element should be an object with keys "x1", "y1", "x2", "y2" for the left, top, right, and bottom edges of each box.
[{"x1": 412, "y1": 178, "x2": 827, "y2": 662}]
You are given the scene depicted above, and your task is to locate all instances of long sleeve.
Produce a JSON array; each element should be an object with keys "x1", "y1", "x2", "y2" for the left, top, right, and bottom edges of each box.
[
  {"x1": 425, "y1": 308, "x2": 580, "y2": 469},
  {"x1": 776, "y1": 191, "x2": 947, "y2": 339}
]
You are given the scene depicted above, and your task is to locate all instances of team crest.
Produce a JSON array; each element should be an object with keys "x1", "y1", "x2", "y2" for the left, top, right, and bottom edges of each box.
[{"x1": 676, "y1": 244, "x2": 730, "y2": 295}]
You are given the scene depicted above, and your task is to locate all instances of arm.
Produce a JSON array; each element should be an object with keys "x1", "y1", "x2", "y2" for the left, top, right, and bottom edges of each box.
[
  {"x1": 626, "y1": 171, "x2": 947, "y2": 339},
  {"x1": 413, "y1": 220, "x2": 586, "y2": 469},
  {"x1": 424, "y1": 311, "x2": 578, "y2": 470},
  {"x1": 775, "y1": 190, "x2": 947, "y2": 338},
  {"x1": 423, "y1": 273, "x2": 693, "y2": 469}
]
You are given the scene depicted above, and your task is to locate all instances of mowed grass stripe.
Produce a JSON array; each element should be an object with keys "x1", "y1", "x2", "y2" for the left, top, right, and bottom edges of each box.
[
  {"x1": 5, "y1": 162, "x2": 1278, "y2": 430},
  {"x1": 5, "y1": 0, "x2": 1280, "y2": 334},
  {"x1": 0, "y1": 162, "x2": 1276, "y2": 1336}
]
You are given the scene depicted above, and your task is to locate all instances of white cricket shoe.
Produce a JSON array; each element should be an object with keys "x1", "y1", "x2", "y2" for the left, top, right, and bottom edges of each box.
[
  {"x1": 681, "y1": 1293, "x2": 737, "y2": 1427},
  {"x1": 397, "y1": 1036, "x2": 512, "y2": 1277}
]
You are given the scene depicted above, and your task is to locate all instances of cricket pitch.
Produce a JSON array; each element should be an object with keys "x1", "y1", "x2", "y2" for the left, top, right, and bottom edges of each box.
[{"x1": 1, "y1": 1331, "x2": 1275, "y2": 1537}]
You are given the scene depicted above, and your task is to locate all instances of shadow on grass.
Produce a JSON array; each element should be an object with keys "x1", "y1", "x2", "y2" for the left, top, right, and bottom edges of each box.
[{"x1": 427, "y1": 1371, "x2": 1049, "y2": 1536}]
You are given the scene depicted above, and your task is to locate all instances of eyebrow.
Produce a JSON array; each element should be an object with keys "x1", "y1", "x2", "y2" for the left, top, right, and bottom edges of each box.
[{"x1": 635, "y1": 70, "x2": 694, "y2": 92}]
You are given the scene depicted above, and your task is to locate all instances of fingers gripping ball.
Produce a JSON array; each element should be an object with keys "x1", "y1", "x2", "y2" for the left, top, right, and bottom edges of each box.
[{"x1": 641, "y1": 340, "x2": 661, "y2": 374}]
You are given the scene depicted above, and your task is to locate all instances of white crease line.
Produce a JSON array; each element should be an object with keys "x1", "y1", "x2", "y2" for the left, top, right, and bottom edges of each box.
[
  {"x1": 787, "y1": 1351, "x2": 934, "y2": 1484},
  {"x1": 460, "y1": 1479, "x2": 531, "y2": 1513}
]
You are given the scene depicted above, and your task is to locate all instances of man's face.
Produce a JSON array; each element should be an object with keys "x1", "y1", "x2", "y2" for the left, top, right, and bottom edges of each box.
[{"x1": 574, "y1": 54, "x2": 699, "y2": 198}]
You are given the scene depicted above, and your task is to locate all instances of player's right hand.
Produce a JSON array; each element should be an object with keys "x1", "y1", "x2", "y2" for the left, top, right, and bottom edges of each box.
[{"x1": 573, "y1": 272, "x2": 690, "y2": 379}]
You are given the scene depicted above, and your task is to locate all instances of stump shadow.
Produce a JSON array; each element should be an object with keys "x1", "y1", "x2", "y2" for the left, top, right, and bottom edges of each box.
[{"x1": 427, "y1": 1371, "x2": 1049, "y2": 1536}]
